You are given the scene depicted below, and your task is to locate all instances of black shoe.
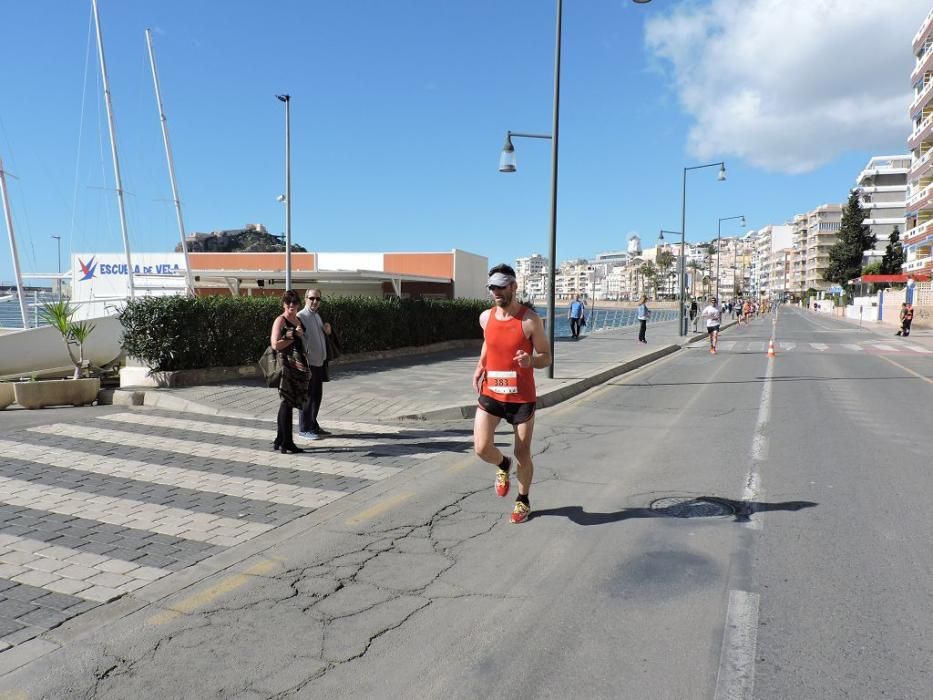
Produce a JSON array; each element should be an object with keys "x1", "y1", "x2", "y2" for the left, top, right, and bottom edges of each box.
[
  {"x1": 280, "y1": 444, "x2": 305, "y2": 454},
  {"x1": 272, "y1": 440, "x2": 282, "y2": 451}
]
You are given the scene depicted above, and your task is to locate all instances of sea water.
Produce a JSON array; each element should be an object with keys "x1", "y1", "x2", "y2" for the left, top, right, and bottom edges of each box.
[
  {"x1": 0, "y1": 288, "x2": 55, "y2": 329},
  {"x1": 539, "y1": 305, "x2": 678, "y2": 337}
]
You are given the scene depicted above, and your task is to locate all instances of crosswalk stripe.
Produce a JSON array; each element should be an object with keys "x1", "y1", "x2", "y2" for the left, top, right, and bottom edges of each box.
[
  {"x1": 0, "y1": 439, "x2": 343, "y2": 509},
  {"x1": 900, "y1": 343, "x2": 931, "y2": 353},
  {"x1": 779, "y1": 342, "x2": 796, "y2": 351},
  {"x1": 0, "y1": 532, "x2": 169, "y2": 602},
  {"x1": 100, "y1": 413, "x2": 471, "y2": 450},
  {"x1": 871, "y1": 343, "x2": 897, "y2": 351},
  {"x1": 810, "y1": 343, "x2": 828, "y2": 351},
  {"x1": 842, "y1": 344, "x2": 863, "y2": 351},
  {"x1": 30, "y1": 424, "x2": 401, "y2": 481},
  {"x1": 0, "y1": 475, "x2": 273, "y2": 547},
  {"x1": 718, "y1": 341, "x2": 736, "y2": 351}
]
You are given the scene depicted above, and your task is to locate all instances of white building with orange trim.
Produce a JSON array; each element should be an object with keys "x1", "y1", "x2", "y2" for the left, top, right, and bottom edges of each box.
[
  {"x1": 906, "y1": 8, "x2": 933, "y2": 273},
  {"x1": 70, "y1": 248, "x2": 488, "y2": 319}
]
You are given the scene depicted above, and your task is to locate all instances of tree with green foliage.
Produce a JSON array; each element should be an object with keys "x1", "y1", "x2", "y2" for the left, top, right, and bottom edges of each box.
[
  {"x1": 825, "y1": 192, "x2": 875, "y2": 287},
  {"x1": 879, "y1": 226, "x2": 904, "y2": 275},
  {"x1": 861, "y1": 261, "x2": 882, "y2": 276}
]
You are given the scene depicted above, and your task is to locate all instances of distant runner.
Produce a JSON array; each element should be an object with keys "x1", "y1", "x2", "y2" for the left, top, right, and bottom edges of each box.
[
  {"x1": 702, "y1": 296, "x2": 722, "y2": 354},
  {"x1": 472, "y1": 264, "x2": 552, "y2": 524}
]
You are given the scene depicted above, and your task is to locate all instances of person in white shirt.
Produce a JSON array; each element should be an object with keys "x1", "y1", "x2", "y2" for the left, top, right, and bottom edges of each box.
[
  {"x1": 702, "y1": 297, "x2": 722, "y2": 354},
  {"x1": 636, "y1": 295, "x2": 650, "y2": 344}
]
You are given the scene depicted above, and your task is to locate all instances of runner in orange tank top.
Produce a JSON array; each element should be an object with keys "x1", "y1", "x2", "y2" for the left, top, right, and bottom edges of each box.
[{"x1": 472, "y1": 264, "x2": 551, "y2": 524}]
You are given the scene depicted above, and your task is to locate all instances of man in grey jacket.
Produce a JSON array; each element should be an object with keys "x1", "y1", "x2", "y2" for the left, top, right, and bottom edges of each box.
[{"x1": 297, "y1": 288, "x2": 332, "y2": 440}]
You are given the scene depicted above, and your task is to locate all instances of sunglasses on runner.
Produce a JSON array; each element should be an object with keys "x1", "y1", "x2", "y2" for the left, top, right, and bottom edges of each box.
[{"x1": 487, "y1": 284, "x2": 507, "y2": 291}]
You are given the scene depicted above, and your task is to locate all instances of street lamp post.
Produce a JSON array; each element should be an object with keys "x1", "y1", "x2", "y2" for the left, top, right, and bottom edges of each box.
[
  {"x1": 499, "y1": 0, "x2": 652, "y2": 379},
  {"x1": 50, "y1": 235, "x2": 62, "y2": 301},
  {"x1": 275, "y1": 94, "x2": 292, "y2": 291},
  {"x1": 716, "y1": 215, "x2": 745, "y2": 298},
  {"x1": 680, "y1": 161, "x2": 726, "y2": 335}
]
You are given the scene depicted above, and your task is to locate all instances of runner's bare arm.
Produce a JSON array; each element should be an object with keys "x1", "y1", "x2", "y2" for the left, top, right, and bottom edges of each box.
[
  {"x1": 473, "y1": 310, "x2": 491, "y2": 392},
  {"x1": 515, "y1": 312, "x2": 551, "y2": 369}
]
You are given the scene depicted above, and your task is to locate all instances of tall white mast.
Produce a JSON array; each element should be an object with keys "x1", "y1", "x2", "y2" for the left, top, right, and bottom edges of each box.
[
  {"x1": 92, "y1": 0, "x2": 134, "y2": 298},
  {"x1": 145, "y1": 28, "x2": 194, "y2": 295},
  {"x1": 0, "y1": 158, "x2": 29, "y2": 328}
]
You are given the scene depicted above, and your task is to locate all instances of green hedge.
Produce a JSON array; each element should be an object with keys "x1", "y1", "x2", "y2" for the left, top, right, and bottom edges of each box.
[{"x1": 119, "y1": 295, "x2": 489, "y2": 371}]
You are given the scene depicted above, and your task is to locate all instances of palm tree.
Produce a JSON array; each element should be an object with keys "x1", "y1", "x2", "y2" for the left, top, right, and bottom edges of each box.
[
  {"x1": 39, "y1": 301, "x2": 96, "y2": 379},
  {"x1": 639, "y1": 261, "x2": 658, "y2": 299}
]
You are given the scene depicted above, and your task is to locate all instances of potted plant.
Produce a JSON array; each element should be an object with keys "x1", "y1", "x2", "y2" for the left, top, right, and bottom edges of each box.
[{"x1": 12, "y1": 301, "x2": 100, "y2": 409}]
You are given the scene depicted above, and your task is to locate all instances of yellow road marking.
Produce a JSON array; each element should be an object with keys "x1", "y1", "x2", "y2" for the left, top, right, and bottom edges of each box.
[
  {"x1": 345, "y1": 490, "x2": 416, "y2": 524},
  {"x1": 147, "y1": 558, "x2": 279, "y2": 625},
  {"x1": 878, "y1": 355, "x2": 933, "y2": 385}
]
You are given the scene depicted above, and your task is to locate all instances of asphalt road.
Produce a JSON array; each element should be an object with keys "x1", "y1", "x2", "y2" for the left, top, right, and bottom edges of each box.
[{"x1": 1, "y1": 308, "x2": 930, "y2": 698}]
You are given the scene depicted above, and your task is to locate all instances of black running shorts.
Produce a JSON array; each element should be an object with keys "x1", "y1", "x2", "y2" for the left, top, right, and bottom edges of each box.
[
  {"x1": 477, "y1": 395, "x2": 536, "y2": 426},
  {"x1": 707, "y1": 325, "x2": 720, "y2": 335}
]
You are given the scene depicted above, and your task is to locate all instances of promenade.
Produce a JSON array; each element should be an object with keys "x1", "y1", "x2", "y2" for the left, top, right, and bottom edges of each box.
[{"x1": 130, "y1": 318, "x2": 711, "y2": 423}]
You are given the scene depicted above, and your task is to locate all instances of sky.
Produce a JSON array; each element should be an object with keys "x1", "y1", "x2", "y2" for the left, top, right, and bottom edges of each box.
[{"x1": 0, "y1": 0, "x2": 929, "y2": 285}]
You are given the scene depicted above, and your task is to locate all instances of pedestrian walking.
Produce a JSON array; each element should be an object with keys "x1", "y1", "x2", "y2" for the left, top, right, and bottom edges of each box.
[
  {"x1": 637, "y1": 295, "x2": 650, "y2": 343},
  {"x1": 690, "y1": 299, "x2": 698, "y2": 331},
  {"x1": 568, "y1": 295, "x2": 586, "y2": 339},
  {"x1": 896, "y1": 302, "x2": 913, "y2": 337},
  {"x1": 270, "y1": 290, "x2": 310, "y2": 454},
  {"x1": 297, "y1": 288, "x2": 333, "y2": 441},
  {"x1": 702, "y1": 296, "x2": 722, "y2": 354},
  {"x1": 472, "y1": 264, "x2": 551, "y2": 524}
]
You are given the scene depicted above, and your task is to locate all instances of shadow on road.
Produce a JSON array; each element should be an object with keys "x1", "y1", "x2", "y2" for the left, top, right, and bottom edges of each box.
[{"x1": 532, "y1": 497, "x2": 817, "y2": 525}]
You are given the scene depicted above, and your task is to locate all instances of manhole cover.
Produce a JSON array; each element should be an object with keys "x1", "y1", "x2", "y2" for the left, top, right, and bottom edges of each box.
[{"x1": 650, "y1": 496, "x2": 736, "y2": 519}]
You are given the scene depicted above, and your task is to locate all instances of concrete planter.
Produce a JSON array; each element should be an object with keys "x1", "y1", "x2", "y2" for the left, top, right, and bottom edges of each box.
[
  {"x1": 13, "y1": 378, "x2": 101, "y2": 409},
  {"x1": 0, "y1": 383, "x2": 14, "y2": 410}
]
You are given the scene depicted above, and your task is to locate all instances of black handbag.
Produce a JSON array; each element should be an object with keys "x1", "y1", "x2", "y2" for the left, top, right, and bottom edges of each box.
[{"x1": 258, "y1": 346, "x2": 282, "y2": 388}]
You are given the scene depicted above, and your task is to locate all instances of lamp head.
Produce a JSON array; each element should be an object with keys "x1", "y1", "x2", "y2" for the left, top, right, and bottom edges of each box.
[
  {"x1": 275, "y1": 94, "x2": 290, "y2": 103},
  {"x1": 718, "y1": 164, "x2": 727, "y2": 181},
  {"x1": 658, "y1": 231, "x2": 665, "y2": 242},
  {"x1": 276, "y1": 194, "x2": 286, "y2": 203},
  {"x1": 740, "y1": 216, "x2": 746, "y2": 227},
  {"x1": 632, "y1": 0, "x2": 652, "y2": 3},
  {"x1": 498, "y1": 133, "x2": 516, "y2": 173}
]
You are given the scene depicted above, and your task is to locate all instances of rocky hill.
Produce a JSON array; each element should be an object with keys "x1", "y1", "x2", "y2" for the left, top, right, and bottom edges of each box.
[{"x1": 176, "y1": 227, "x2": 307, "y2": 253}]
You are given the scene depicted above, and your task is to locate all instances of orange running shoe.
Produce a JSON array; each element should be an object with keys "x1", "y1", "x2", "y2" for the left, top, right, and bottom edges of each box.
[
  {"x1": 495, "y1": 467, "x2": 510, "y2": 497},
  {"x1": 510, "y1": 500, "x2": 530, "y2": 524}
]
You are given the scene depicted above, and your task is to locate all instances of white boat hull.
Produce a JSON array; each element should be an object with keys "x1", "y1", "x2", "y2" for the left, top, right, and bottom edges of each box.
[{"x1": 0, "y1": 315, "x2": 123, "y2": 380}]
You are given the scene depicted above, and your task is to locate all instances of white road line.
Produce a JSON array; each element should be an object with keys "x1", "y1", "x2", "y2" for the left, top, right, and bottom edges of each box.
[
  {"x1": 900, "y1": 343, "x2": 932, "y2": 353},
  {"x1": 0, "y1": 532, "x2": 169, "y2": 602},
  {"x1": 0, "y1": 476, "x2": 273, "y2": 547},
  {"x1": 718, "y1": 341, "x2": 737, "y2": 351},
  {"x1": 0, "y1": 439, "x2": 344, "y2": 509},
  {"x1": 778, "y1": 342, "x2": 795, "y2": 352},
  {"x1": 714, "y1": 590, "x2": 760, "y2": 700},
  {"x1": 809, "y1": 343, "x2": 829, "y2": 351},
  {"x1": 841, "y1": 344, "x2": 863, "y2": 352},
  {"x1": 101, "y1": 413, "x2": 470, "y2": 450},
  {"x1": 31, "y1": 424, "x2": 401, "y2": 482},
  {"x1": 871, "y1": 343, "x2": 898, "y2": 352}
]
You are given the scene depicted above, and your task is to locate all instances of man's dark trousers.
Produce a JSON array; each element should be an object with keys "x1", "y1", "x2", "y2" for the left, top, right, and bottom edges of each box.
[
  {"x1": 299, "y1": 365, "x2": 326, "y2": 432},
  {"x1": 570, "y1": 318, "x2": 581, "y2": 338}
]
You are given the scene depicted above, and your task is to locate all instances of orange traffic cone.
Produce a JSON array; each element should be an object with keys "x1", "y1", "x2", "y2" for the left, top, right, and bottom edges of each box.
[{"x1": 767, "y1": 339, "x2": 776, "y2": 358}]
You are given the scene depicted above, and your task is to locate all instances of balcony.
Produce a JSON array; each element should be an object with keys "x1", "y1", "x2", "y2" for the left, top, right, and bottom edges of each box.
[
  {"x1": 913, "y1": 8, "x2": 933, "y2": 53},
  {"x1": 910, "y1": 77, "x2": 933, "y2": 116},
  {"x1": 910, "y1": 146, "x2": 933, "y2": 178},
  {"x1": 908, "y1": 110, "x2": 933, "y2": 150},
  {"x1": 905, "y1": 218, "x2": 933, "y2": 244},
  {"x1": 907, "y1": 181, "x2": 933, "y2": 210},
  {"x1": 914, "y1": 43, "x2": 933, "y2": 84}
]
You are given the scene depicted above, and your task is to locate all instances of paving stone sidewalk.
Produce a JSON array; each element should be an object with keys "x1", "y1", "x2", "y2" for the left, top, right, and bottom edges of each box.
[{"x1": 136, "y1": 319, "x2": 707, "y2": 422}]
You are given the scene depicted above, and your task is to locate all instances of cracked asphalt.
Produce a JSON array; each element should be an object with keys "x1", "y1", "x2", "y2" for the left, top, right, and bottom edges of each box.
[{"x1": 1, "y1": 310, "x2": 931, "y2": 698}]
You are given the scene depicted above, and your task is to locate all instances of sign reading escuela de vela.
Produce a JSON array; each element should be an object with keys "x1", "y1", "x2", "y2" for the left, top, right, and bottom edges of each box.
[{"x1": 72, "y1": 253, "x2": 187, "y2": 310}]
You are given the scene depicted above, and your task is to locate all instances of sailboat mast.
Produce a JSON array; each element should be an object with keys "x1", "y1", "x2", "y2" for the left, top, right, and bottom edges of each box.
[
  {"x1": 91, "y1": 0, "x2": 134, "y2": 298},
  {"x1": 0, "y1": 158, "x2": 29, "y2": 328},
  {"x1": 145, "y1": 28, "x2": 194, "y2": 296}
]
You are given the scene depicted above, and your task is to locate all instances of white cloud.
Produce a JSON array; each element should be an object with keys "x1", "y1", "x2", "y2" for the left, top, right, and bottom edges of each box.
[{"x1": 645, "y1": 0, "x2": 931, "y2": 174}]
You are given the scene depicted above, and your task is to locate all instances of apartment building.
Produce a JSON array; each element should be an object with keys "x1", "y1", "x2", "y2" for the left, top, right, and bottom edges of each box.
[
  {"x1": 906, "y1": 7, "x2": 933, "y2": 274},
  {"x1": 855, "y1": 155, "x2": 910, "y2": 245},
  {"x1": 801, "y1": 205, "x2": 842, "y2": 292},
  {"x1": 753, "y1": 225, "x2": 794, "y2": 296},
  {"x1": 515, "y1": 253, "x2": 548, "y2": 300}
]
